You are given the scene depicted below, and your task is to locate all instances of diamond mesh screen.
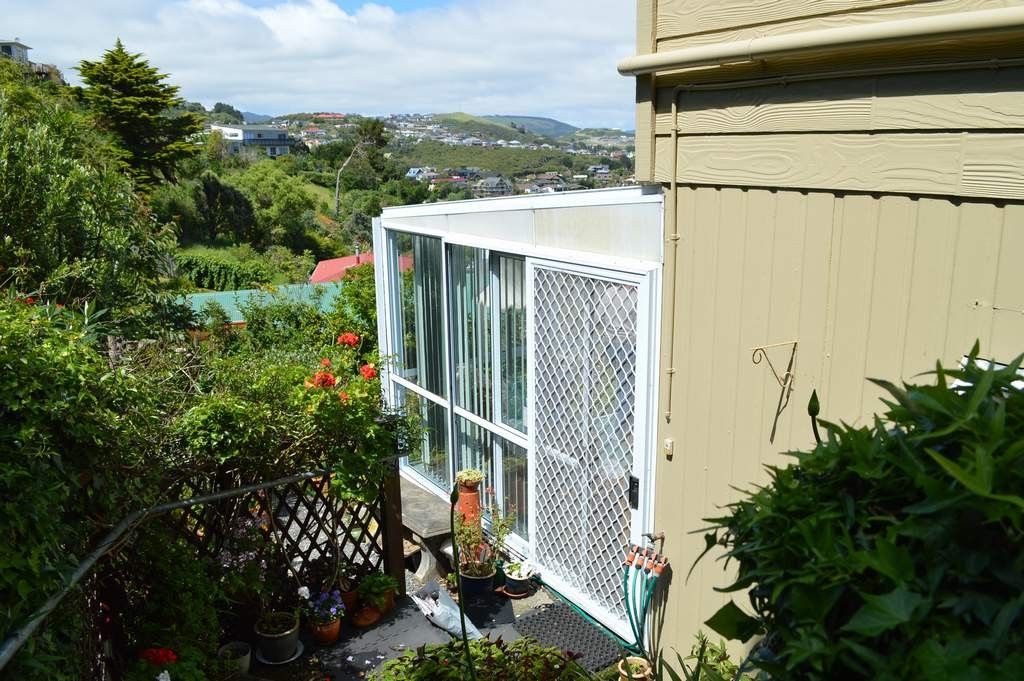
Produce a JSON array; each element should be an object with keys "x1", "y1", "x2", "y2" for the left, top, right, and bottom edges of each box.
[{"x1": 533, "y1": 267, "x2": 638, "y2": 627}]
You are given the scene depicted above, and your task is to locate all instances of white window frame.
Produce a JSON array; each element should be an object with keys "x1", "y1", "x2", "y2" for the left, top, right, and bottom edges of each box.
[{"x1": 373, "y1": 216, "x2": 661, "y2": 569}]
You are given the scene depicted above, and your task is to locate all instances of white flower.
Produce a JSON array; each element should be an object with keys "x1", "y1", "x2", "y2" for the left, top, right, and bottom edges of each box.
[
  {"x1": 297, "y1": 586, "x2": 310, "y2": 600},
  {"x1": 156, "y1": 671, "x2": 171, "y2": 681}
]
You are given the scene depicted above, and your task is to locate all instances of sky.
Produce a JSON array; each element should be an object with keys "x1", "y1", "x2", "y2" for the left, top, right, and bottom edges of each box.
[{"x1": 3, "y1": 0, "x2": 638, "y2": 129}]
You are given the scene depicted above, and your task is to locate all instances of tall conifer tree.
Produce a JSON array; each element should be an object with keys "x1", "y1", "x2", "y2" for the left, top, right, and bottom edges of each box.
[{"x1": 78, "y1": 40, "x2": 202, "y2": 188}]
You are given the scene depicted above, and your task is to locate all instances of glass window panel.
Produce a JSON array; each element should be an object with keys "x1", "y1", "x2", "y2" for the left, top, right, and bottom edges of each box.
[
  {"x1": 399, "y1": 387, "x2": 450, "y2": 489},
  {"x1": 449, "y1": 245, "x2": 492, "y2": 420},
  {"x1": 497, "y1": 256, "x2": 527, "y2": 433},
  {"x1": 391, "y1": 232, "x2": 446, "y2": 397},
  {"x1": 501, "y1": 441, "x2": 529, "y2": 538},
  {"x1": 454, "y1": 416, "x2": 529, "y2": 539}
]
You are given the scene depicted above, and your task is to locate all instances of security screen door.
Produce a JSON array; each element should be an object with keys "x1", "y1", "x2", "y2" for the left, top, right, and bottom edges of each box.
[{"x1": 528, "y1": 260, "x2": 649, "y2": 639}]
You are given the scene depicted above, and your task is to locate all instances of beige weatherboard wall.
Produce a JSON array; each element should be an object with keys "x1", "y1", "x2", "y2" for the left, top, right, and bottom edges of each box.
[{"x1": 621, "y1": 0, "x2": 1024, "y2": 656}]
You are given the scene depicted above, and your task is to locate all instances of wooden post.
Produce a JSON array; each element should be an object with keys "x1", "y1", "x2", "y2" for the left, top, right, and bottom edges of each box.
[{"x1": 381, "y1": 461, "x2": 406, "y2": 595}]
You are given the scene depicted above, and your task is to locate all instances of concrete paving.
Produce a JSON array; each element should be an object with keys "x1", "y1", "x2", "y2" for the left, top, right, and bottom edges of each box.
[{"x1": 317, "y1": 572, "x2": 549, "y2": 680}]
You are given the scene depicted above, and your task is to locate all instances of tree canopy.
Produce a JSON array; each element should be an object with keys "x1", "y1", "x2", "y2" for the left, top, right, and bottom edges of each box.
[
  {"x1": 0, "y1": 60, "x2": 189, "y2": 335},
  {"x1": 78, "y1": 40, "x2": 202, "y2": 187}
]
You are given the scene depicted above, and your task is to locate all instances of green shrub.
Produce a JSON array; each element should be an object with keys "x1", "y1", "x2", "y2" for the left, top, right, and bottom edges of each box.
[
  {"x1": 0, "y1": 298, "x2": 157, "y2": 679},
  {"x1": 699, "y1": 347, "x2": 1024, "y2": 679},
  {"x1": 174, "y1": 250, "x2": 273, "y2": 290},
  {"x1": 372, "y1": 637, "x2": 589, "y2": 680},
  {"x1": 0, "y1": 65, "x2": 188, "y2": 336}
]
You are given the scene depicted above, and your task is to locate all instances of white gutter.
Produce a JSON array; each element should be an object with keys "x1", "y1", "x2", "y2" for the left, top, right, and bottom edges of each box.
[{"x1": 617, "y1": 6, "x2": 1024, "y2": 75}]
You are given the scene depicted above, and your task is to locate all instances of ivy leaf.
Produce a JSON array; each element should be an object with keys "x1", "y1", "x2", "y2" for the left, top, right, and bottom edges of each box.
[
  {"x1": 842, "y1": 587, "x2": 925, "y2": 636},
  {"x1": 704, "y1": 600, "x2": 761, "y2": 642}
]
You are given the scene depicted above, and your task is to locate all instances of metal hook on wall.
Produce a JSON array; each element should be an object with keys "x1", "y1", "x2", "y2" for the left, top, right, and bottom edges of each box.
[{"x1": 751, "y1": 340, "x2": 798, "y2": 443}]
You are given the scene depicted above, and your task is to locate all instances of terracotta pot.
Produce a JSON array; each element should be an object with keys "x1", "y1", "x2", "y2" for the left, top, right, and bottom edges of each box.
[
  {"x1": 456, "y1": 480, "x2": 482, "y2": 525},
  {"x1": 618, "y1": 656, "x2": 652, "y2": 681},
  {"x1": 254, "y1": 611, "x2": 299, "y2": 663},
  {"x1": 352, "y1": 606, "x2": 383, "y2": 628},
  {"x1": 310, "y1": 617, "x2": 342, "y2": 646},
  {"x1": 340, "y1": 589, "x2": 359, "y2": 614}
]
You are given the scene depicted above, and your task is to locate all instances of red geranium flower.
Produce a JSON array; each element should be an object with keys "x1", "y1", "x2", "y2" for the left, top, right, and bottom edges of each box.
[
  {"x1": 140, "y1": 647, "x2": 177, "y2": 665},
  {"x1": 23, "y1": 296, "x2": 35, "y2": 305},
  {"x1": 359, "y1": 364, "x2": 377, "y2": 380},
  {"x1": 312, "y1": 371, "x2": 336, "y2": 388},
  {"x1": 337, "y1": 332, "x2": 359, "y2": 347},
  {"x1": 338, "y1": 391, "x2": 350, "y2": 403},
  {"x1": 320, "y1": 358, "x2": 332, "y2": 367}
]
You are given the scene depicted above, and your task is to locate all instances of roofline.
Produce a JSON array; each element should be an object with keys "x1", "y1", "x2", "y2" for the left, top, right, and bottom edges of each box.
[
  {"x1": 382, "y1": 185, "x2": 662, "y2": 219},
  {"x1": 617, "y1": 6, "x2": 1024, "y2": 75}
]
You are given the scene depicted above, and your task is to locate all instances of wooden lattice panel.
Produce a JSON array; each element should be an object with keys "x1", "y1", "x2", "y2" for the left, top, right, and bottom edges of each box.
[{"x1": 169, "y1": 474, "x2": 386, "y2": 580}]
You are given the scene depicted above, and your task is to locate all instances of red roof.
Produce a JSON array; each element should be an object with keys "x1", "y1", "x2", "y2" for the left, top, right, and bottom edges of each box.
[{"x1": 308, "y1": 253, "x2": 411, "y2": 283}]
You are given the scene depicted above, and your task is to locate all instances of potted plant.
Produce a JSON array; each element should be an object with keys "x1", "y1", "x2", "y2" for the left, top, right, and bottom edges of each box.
[
  {"x1": 216, "y1": 641, "x2": 251, "y2": 675},
  {"x1": 618, "y1": 655, "x2": 653, "y2": 681},
  {"x1": 300, "y1": 586, "x2": 346, "y2": 646},
  {"x1": 455, "y1": 468, "x2": 485, "y2": 524},
  {"x1": 455, "y1": 505, "x2": 514, "y2": 599},
  {"x1": 503, "y1": 562, "x2": 535, "y2": 597},
  {"x1": 254, "y1": 609, "x2": 299, "y2": 663},
  {"x1": 354, "y1": 572, "x2": 399, "y2": 628},
  {"x1": 337, "y1": 563, "x2": 361, "y2": 614}
]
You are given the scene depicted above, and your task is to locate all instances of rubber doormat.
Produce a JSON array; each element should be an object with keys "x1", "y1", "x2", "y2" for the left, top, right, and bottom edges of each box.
[{"x1": 514, "y1": 602, "x2": 624, "y2": 672}]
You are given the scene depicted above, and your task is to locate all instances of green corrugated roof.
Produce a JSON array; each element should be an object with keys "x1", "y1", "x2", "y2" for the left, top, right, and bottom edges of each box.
[{"x1": 183, "y1": 282, "x2": 344, "y2": 324}]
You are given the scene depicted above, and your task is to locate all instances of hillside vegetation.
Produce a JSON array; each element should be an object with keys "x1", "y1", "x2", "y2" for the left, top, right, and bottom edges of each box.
[
  {"x1": 391, "y1": 140, "x2": 607, "y2": 177},
  {"x1": 483, "y1": 115, "x2": 578, "y2": 138},
  {"x1": 434, "y1": 112, "x2": 544, "y2": 142}
]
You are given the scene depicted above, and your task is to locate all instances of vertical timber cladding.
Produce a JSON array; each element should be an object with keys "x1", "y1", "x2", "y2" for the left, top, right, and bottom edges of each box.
[
  {"x1": 636, "y1": 0, "x2": 1024, "y2": 653},
  {"x1": 532, "y1": 265, "x2": 640, "y2": 637}
]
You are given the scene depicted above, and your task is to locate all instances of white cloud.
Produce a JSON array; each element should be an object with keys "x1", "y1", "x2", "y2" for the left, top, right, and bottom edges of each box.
[{"x1": 5, "y1": 0, "x2": 637, "y2": 128}]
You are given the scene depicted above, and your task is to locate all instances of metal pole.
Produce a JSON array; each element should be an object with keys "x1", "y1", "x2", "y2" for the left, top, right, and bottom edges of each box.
[{"x1": 0, "y1": 469, "x2": 329, "y2": 671}]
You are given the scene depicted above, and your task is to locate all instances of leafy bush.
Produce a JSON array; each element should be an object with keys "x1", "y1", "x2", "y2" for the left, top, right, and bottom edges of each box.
[
  {"x1": 372, "y1": 637, "x2": 589, "y2": 680},
  {"x1": 0, "y1": 62, "x2": 189, "y2": 336},
  {"x1": 658, "y1": 633, "x2": 756, "y2": 681},
  {"x1": 0, "y1": 298, "x2": 158, "y2": 679},
  {"x1": 357, "y1": 572, "x2": 400, "y2": 611},
  {"x1": 174, "y1": 249, "x2": 273, "y2": 290},
  {"x1": 327, "y1": 262, "x2": 379, "y2": 354},
  {"x1": 227, "y1": 161, "x2": 317, "y2": 251},
  {"x1": 699, "y1": 348, "x2": 1024, "y2": 679},
  {"x1": 120, "y1": 527, "x2": 224, "y2": 658}
]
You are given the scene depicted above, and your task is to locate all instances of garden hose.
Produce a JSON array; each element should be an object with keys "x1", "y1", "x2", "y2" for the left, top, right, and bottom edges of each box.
[{"x1": 622, "y1": 543, "x2": 669, "y2": 657}]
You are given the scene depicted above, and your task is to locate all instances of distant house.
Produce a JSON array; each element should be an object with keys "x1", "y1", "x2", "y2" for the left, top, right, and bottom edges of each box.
[
  {"x1": 0, "y1": 39, "x2": 30, "y2": 64},
  {"x1": 474, "y1": 176, "x2": 514, "y2": 197},
  {"x1": 405, "y1": 167, "x2": 437, "y2": 182},
  {"x1": 309, "y1": 252, "x2": 411, "y2": 284},
  {"x1": 586, "y1": 164, "x2": 611, "y2": 176},
  {"x1": 1, "y1": 38, "x2": 63, "y2": 83},
  {"x1": 210, "y1": 124, "x2": 295, "y2": 158},
  {"x1": 429, "y1": 177, "x2": 468, "y2": 192}
]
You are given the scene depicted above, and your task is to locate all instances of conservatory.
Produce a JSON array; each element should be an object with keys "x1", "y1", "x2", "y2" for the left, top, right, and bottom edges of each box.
[{"x1": 373, "y1": 186, "x2": 664, "y2": 638}]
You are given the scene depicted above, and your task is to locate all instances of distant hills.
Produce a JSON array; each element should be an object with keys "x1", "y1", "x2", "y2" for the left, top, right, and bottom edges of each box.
[
  {"x1": 435, "y1": 112, "x2": 588, "y2": 141},
  {"x1": 482, "y1": 115, "x2": 578, "y2": 139},
  {"x1": 242, "y1": 111, "x2": 273, "y2": 124}
]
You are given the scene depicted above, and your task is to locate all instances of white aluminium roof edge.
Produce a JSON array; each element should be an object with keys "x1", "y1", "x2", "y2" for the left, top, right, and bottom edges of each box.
[{"x1": 381, "y1": 185, "x2": 663, "y2": 219}]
